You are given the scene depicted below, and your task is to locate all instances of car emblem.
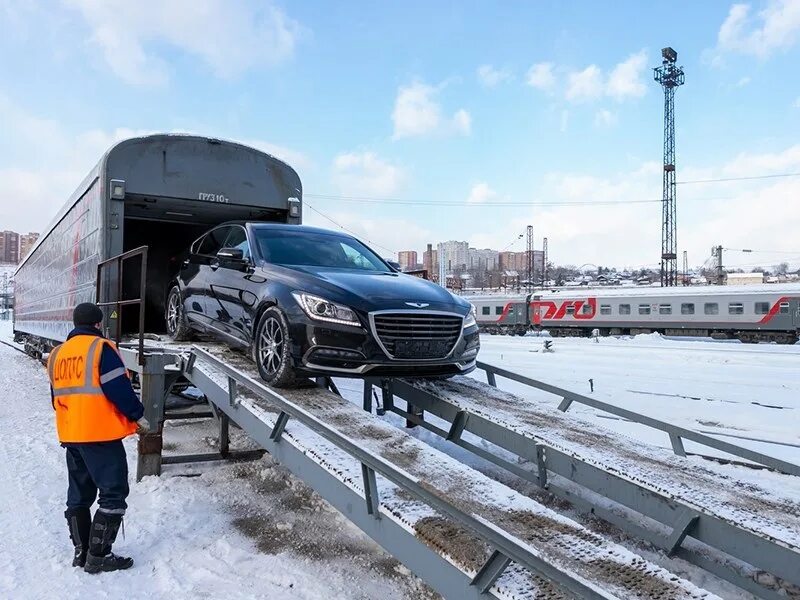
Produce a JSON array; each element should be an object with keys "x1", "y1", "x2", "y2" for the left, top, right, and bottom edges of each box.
[{"x1": 405, "y1": 302, "x2": 429, "y2": 308}]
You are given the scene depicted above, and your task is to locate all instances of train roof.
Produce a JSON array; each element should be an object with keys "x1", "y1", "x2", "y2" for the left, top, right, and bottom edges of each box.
[{"x1": 465, "y1": 283, "x2": 800, "y2": 301}]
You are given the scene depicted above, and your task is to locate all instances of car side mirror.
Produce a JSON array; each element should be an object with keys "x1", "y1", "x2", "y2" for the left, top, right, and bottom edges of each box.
[{"x1": 216, "y1": 247, "x2": 249, "y2": 270}]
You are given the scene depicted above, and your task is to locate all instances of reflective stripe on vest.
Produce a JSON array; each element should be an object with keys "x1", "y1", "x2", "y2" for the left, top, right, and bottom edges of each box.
[{"x1": 48, "y1": 335, "x2": 137, "y2": 443}]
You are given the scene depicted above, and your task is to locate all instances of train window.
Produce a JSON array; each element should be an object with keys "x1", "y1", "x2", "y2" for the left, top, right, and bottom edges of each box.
[
  {"x1": 565, "y1": 305, "x2": 575, "y2": 315},
  {"x1": 681, "y1": 303, "x2": 695, "y2": 315},
  {"x1": 581, "y1": 303, "x2": 593, "y2": 315},
  {"x1": 704, "y1": 303, "x2": 719, "y2": 315},
  {"x1": 728, "y1": 303, "x2": 744, "y2": 315},
  {"x1": 495, "y1": 306, "x2": 503, "y2": 315},
  {"x1": 482, "y1": 306, "x2": 490, "y2": 315},
  {"x1": 600, "y1": 304, "x2": 612, "y2": 315},
  {"x1": 638, "y1": 305, "x2": 651, "y2": 315},
  {"x1": 755, "y1": 302, "x2": 770, "y2": 314},
  {"x1": 779, "y1": 302, "x2": 789, "y2": 314},
  {"x1": 619, "y1": 304, "x2": 631, "y2": 315},
  {"x1": 659, "y1": 304, "x2": 672, "y2": 315}
]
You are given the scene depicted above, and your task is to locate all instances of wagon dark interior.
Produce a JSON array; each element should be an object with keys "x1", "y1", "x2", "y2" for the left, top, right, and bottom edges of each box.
[{"x1": 118, "y1": 195, "x2": 289, "y2": 335}]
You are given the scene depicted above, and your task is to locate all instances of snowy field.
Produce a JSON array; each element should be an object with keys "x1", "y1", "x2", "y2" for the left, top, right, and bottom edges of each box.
[
  {"x1": 2, "y1": 319, "x2": 798, "y2": 599},
  {"x1": 472, "y1": 332, "x2": 800, "y2": 464}
]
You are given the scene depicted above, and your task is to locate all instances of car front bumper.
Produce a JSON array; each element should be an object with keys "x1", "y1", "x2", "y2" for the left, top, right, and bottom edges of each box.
[{"x1": 286, "y1": 307, "x2": 480, "y2": 378}]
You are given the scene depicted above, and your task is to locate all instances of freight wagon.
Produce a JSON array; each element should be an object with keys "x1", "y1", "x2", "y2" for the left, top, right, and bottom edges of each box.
[
  {"x1": 14, "y1": 134, "x2": 302, "y2": 355},
  {"x1": 470, "y1": 286, "x2": 800, "y2": 344}
]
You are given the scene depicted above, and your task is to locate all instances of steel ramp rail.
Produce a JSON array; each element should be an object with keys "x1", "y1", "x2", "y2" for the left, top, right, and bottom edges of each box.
[
  {"x1": 182, "y1": 345, "x2": 716, "y2": 600},
  {"x1": 374, "y1": 375, "x2": 800, "y2": 600}
]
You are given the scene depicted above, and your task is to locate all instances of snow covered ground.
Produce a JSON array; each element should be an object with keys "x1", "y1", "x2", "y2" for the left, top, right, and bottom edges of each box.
[
  {"x1": 471, "y1": 332, "x2": 800, "y2": 465},
  {"x1": 2, "y1": 318, "x2": 798, "y2": 599},
  {"x1": 0, "y1": 325, "x2": 435, "y2": 600}
]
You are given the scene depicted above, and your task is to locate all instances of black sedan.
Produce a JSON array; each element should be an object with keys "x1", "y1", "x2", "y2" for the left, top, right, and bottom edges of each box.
[{"x1": 166, "y1": 222, "x2": 480, "y2": 386}]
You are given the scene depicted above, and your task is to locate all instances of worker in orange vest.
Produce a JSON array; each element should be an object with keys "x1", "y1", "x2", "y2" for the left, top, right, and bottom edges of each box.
[{"x1": 47, "y1": 303, "x2": 148, "y2": 573}]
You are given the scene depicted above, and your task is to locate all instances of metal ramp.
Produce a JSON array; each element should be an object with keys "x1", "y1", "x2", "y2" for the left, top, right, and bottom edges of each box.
[
  {"x1": 371, "y1": 369, "x2": 800, "y2": 599},
  {"x1": 116, "y1": 341, "x2": 799, "y2": 599}
]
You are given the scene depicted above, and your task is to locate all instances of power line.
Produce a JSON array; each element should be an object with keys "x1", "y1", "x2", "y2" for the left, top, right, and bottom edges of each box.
[
  {"x1": 303, "y1": 202, "x2": 397, "y2": 256},
  {"x1": 676, "y1": 172, "x2": 800, "y2": 185}
]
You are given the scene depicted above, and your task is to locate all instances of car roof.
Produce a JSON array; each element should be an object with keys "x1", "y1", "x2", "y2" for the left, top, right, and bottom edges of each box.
[{"x1": 244, "y1": 222, "x2": 353, "y2": 237}]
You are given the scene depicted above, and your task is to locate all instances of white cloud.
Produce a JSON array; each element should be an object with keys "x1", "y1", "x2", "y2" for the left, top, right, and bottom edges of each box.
[
  {"x1": 793, "y1": 96, "x2": 800, "y2": 108},
  {"x1": 391, "y1": 82, "x2": 472, "y2": 139},
  {"x1": 466, "y1": 182, "x2": 497, "y2": 204},
  {"x1": 606, "y1": 50, "x2": 648, "y2": 100},
  {"x1": 477, "y1": 64, "x2": 512, "y2": 87},
  {"x1": 712, "y1": 0, "x2": 800, "y2": 61},
  {"x1": 525, "y1": 62, "x2": 556, "y2": 92},
  {"x1": 593, "y1": 109, "x2": 618, "y2": 128},
  {"x1": 457, "y1": 147, "x2": 800, "y2": 268},
  {"x1": 564, "y1": 51, "x2": 648, "y2": 103},
  {"x1": 736, "y1": 76, "x2": 752, "y2": 87},
  {"x1": 565, "y1": 65, "x2": 604, "y2": 102},
  {"x1": 63, "y1": 0, "x2": 303, "y2": 85},
  {"x1": 332, "y1": 152, "x2": 404, "y2": 197}
]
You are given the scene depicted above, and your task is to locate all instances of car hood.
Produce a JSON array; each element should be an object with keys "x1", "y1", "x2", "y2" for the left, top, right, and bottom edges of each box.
[{"x1": 265, "y1": 265, "x2": 470, "y2": 313}]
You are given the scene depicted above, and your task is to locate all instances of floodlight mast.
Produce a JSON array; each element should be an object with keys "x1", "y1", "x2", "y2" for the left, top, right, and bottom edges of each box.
[{"x1": 653, "y1": 46, "x2": 685, "y2": 287}]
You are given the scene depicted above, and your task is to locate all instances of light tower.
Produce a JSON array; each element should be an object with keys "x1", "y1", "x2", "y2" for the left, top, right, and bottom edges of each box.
[
  {"x1": 653, "y1": 47, "x2": 685, "y2": 287},
  {"x1": 526, "y1": 225, "x2": 534, "y2": 293}
]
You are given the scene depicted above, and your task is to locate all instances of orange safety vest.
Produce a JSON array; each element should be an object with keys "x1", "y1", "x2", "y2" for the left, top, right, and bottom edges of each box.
[{"x1": 47, "y1": 335, "x2": 138, "y2": 443}]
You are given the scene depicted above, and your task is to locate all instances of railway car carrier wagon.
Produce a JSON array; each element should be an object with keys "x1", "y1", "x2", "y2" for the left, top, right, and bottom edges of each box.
[{"x1": 14, "y1": 134, "x2": 302, "y2": 354}]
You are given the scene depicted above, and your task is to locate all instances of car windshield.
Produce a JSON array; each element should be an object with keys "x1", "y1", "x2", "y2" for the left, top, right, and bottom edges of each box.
[{"x1": 253, "y1": 228, "x2": 391, "y2": 272}]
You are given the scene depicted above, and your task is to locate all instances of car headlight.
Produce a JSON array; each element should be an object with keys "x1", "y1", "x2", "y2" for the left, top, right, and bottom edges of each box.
[
  {"x1": 292, "y1": 292, "x2": 361, "y2": 326},
  {"x1": 463, "y1": 311, "x2": 477, "y2": 329}
]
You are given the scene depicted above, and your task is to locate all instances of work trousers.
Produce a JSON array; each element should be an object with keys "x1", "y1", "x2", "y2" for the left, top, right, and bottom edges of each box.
[{"x1": 64, "y1": 440, "x2": 129, "y2": 514}]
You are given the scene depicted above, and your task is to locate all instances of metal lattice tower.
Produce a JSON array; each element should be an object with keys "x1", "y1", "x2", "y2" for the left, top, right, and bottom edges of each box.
[
  {"x1": 542, "y1": 237, "x2": 548, "y2": 287},
  {"x1": 653, "y1": 47, "x2": 685, "y2": 287},
  {"x1": 526, "y1": 225, "x2": 534, "y2": 293}
]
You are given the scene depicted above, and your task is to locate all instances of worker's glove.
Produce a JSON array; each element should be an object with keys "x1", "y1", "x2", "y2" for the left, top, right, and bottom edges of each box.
[{"x1": 136, "y1": 417, "x2": 151, "y2": 433}]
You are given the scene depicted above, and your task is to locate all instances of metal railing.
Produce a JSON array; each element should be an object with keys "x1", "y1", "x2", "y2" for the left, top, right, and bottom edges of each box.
[
  {"x1": 185, "y1": 346, "x2": 608, "y2": 599},
  {"x1": 476, "y1": 360, "x2": 800, "y2": 476},
  {"x1": 95, "y1": 246, "x2": 148, "y2": 364}
]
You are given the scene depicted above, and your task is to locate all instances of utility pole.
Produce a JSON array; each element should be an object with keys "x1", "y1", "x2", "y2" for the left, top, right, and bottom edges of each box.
[
  {"x1": 713, "y1": 245, "x2": 723, "y2": 284},
  {"x1": 653, "y1": 47, "x2": 685, "y2": 287},
  {"x1": 526, "y1": 225, "x2": 534, "y2": 293},
  {"x1": 542, "y1": 237, "x2": 548, "y2": 287},
  {"x1": 682, "y1": 250, "x2": 688, "y2": 286}
]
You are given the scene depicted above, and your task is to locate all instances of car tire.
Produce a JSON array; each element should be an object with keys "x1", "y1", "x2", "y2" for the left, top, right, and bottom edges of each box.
[
  {"x1": 254, "y1": 307, "x2": 299, "y2": 388},
  {"x1": 165, "y1": 286, "x2": 193, "y2": 342}
]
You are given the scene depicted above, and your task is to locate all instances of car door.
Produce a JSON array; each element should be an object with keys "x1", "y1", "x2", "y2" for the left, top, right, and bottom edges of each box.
[
  {"x1": 205, "y1": 225, "x2": 260, "y2": 345},
  {"x1": 188, "y1": 225, "x2": 233, "y2": 331}
]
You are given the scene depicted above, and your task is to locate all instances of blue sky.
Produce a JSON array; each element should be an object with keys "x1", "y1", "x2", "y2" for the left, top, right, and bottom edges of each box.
[{"x1": 1, "y1": 0, "x2": 799, "y2": 270}]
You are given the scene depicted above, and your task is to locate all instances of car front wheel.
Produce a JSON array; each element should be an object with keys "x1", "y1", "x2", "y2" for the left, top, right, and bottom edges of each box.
[
  {"x1": 165, "y1": 286, "x2": 192, "y2": 341},
  {"x1": 254, "y1": 307, "x2": 299, "y2": 388}
]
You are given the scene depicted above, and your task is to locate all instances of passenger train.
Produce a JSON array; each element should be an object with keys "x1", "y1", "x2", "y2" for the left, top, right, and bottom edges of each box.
[{"x1": 469, "y1": 285, "x2": 800, "y2": 344}]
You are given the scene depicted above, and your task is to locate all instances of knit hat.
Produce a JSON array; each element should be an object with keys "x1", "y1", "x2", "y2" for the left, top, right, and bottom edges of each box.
[{"x1": 73, "y1": 303, "x2": 104, "y2": 327}]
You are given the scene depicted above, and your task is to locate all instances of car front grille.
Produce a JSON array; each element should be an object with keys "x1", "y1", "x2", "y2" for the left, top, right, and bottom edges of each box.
[{"x1": 372, "y1": 313, "x2": 463, "y2": 359}]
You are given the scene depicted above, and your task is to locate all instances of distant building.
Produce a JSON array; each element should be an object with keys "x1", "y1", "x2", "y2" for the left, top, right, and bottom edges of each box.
[
  {"x1": 726, "y1": 272, "x2": 764, "y2": 285},
  {"x1": 498, "y1": 250, "x2": 544, "y2": 278},
  {"x1": 397, "y1": 250, "x2": 418, "y2": 272},
  {"x1": 437, "y1": 240, "x2": 469, "y2": 274},
  {"x1": 19, "y1": 232, "x2": 39, "y2": 262},
  {"x1": 468, "y1": 248, "x2": 499, "y2": 271},
  {"x1": 422, "y1": 243, "x2": 438, "y2": 280},
  {"x1": 0, "y1": 231, "x2": 19, "y2": 264}
]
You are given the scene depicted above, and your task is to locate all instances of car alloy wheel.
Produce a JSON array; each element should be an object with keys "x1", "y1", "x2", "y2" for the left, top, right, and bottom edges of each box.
[
  {"x1": 166, "y1": 290, "x2": 180, "y2": 334},
  {"x1": 258, "y1": 315, "x2": 285, "y2": 377}
]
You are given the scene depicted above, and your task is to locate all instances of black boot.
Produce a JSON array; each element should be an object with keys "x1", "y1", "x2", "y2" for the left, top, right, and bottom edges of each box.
[
  {"x1": 65, "y1": 507, "x2": 91, "y2": 567},
  {"x1": 83, "y1": 510, "x2": 134, "y2": 574}
]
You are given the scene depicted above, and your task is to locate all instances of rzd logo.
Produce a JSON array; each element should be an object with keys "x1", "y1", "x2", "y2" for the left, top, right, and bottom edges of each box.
[{"x1": 527, "y1": 298, "x2": 597, "y2": 324}]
